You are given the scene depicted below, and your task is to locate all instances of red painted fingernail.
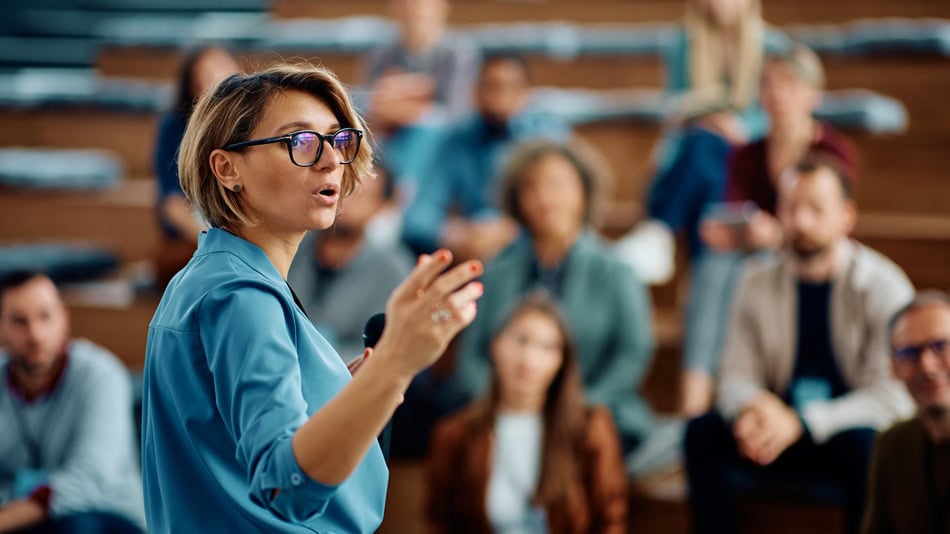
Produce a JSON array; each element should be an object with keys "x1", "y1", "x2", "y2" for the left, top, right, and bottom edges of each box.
[
  {"x1": 437, "y1": 250, "x2": 450, "y2": 262},
  {"x1": 473, "y1": 281, "x2": 484, "y2": 293},
  {"x1": 470, "y1": 263, "x2": 481, "y2": 273}
]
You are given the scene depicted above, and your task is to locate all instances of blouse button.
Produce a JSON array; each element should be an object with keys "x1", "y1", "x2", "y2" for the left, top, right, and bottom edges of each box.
[{"x1": 291, "y1": 473, "x2": 303, "y2": 486}]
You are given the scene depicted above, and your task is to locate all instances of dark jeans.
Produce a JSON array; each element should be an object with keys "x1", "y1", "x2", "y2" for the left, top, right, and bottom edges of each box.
[
  {"x1": 684, "y1": 411, "x2": 876, "y2": 534},
  {"x1": 647, "y1": 127, "x2": 732, "y2": 259},
  {"x1": 12, "y1": 512, "x2": 141, "y2": 534}
]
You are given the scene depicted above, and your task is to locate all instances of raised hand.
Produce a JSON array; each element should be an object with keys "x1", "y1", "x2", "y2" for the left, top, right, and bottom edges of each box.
[{"x1": 372, "y1": 249, "x2": 484, "y2": 378}]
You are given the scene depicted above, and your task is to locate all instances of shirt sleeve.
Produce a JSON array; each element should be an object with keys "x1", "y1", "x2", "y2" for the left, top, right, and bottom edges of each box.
[
  {"x1": 437, "y1": 38, "x2": 481, "y2": 121},
  {"x1": 401, "y1": 135, "x2": 460, "y2": 255},
  {"x1": 46, "y1": 352, "x2": 136, "y2": 518},
  {"x1": 199, "y1": 280, "x2": 342, "y2": 523},
  {"x1": 716, "y1": 267, "x2": 769, "y2": 418},
  {"x1": 588, "y1": 264, "x2": 655, "y2": 403}
]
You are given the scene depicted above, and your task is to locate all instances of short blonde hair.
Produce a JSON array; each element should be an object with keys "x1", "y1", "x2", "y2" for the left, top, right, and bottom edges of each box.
[
  {"x1": 178, "y1": 63, "x2": 374, "y2": 230},
  {"x1": 767, "y1": 44, "x2": 825, "y2": 89}
]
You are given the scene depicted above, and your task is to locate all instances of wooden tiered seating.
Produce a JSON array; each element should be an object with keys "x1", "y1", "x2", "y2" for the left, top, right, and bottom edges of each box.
[
  {"x1": 271, "y1": 0, "x2": 950, "y2": 25},
  {"x1": 0, "y1": 109, "x2": 158, "y2": 177},
  {"x1": 0, "y1": 180, "x2": 158, "y2": 262},
  {"x1": 3, "y1": 0, "x2": 949, "y2": 531}
]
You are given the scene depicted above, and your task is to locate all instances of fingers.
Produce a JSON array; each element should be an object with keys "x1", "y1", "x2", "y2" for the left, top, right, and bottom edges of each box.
[
  {"x1": 392, "y1": 250, "x2": 455, "y2": 303},
  {"x1": 420, "y1": 260, "x2": 484, "y2": 308},
  {"x1": 346, "y1": 348, "x2": 373, "y2": 376},
  {"x1": 440, "y1": 281, "x2": 484, "y2": 329}
]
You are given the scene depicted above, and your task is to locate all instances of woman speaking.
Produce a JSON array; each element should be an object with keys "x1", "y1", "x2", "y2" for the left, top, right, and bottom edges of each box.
[{"x1": 140, "y1": 64, "x2": 484, "y2": 533}]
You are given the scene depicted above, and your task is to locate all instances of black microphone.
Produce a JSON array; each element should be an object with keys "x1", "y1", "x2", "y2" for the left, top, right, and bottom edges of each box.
[
  {"x1": 362, "y1": 313, "x2": 392, "y2": 461},
  {"x1": 362, "y1": 313, "x2": 386, "y2": 349}
]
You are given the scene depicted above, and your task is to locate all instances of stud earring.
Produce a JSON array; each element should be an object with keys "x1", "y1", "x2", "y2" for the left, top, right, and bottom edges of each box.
[{"x1": 232, "y1": 184, "x2": 242, "y2": 193}]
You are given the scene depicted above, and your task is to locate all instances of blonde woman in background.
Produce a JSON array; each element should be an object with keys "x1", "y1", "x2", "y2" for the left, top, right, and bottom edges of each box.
[{"x1": 641, "y1": 0, "x2": 790, "y2": 260}]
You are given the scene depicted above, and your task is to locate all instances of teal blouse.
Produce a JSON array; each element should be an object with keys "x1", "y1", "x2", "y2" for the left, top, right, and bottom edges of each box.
[{"x1": 141, "y1": 228, "x2": 387, "y2": 533}]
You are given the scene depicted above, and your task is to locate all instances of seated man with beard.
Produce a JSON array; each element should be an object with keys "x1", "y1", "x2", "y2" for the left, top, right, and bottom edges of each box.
[{"x1": 683, "y1": 157, "x2": 915, "y2": 534}]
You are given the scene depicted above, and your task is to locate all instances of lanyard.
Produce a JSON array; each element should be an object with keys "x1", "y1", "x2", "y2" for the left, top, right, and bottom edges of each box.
[{"x1": 8, "y1": 396, "x2": 42, "y2": 469}]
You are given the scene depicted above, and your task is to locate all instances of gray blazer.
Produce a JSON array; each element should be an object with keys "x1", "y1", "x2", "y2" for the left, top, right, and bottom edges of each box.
[
  {"x1": 456, "y1": 231, "x2": 656, "y2": 444},
  {"x1": 717, "y1": 239, "x2": 915, "y2": 443}
]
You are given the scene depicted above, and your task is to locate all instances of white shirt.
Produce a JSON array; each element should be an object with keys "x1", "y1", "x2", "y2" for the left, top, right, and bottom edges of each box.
[{"x1": 487, "y1": 412, "x2": 547, "y2": 533}]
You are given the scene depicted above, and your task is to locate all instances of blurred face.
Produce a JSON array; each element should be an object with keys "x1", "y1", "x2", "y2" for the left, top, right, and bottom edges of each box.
[
  {"x1": 760, "y1": 61, "x2": 821, "y2": 126},
  {"x1": 492, "y1": 309, "x2": 565, "y2": 402},
  {"x1": 476, "y1": 59, "x2": 531, "y2": 125},
  {"x1": 225, "y1": 90, "x2": 350, "y2": 234},
  {"x1": 0, "y1": 276, "x2": 69, "y2": 379},
  {"x1": 778, "y1": 168, "x2": 855, "y2": 260},
  {"x1": 698, "y1": 0, "x2": 749, "y2": 29},
  {"x1": 391, "y1": 0, "x2": 448, "y2": 47},
  {"x1": 316, "y1": 171, "x2": 387, "y2": 268},
  {"x1": 190, "y1": 48, "x2": 241, "y2": 100},
  {"x1": 891, "y1": 305, "x2": 950, "y2": 418},
  {"x1": 518, "y1": 153, "x2": 586, "y2": 243}
]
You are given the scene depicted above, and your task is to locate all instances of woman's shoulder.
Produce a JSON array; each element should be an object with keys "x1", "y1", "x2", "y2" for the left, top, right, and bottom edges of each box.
[{"x1": 171, "y1": 253, "x2": 294, "y2": 320}]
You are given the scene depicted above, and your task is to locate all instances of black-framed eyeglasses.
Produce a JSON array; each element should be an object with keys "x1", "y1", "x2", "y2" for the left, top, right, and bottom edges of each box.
[
  {"x1": 893, "y1": 339, "x2": 950, "y2": 365},
  {"x1": 222, "y1": 128, "x2": 363, "y2": 167}
]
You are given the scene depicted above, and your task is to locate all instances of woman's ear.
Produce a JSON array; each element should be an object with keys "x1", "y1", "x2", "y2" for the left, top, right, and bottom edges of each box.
[{"x1": 209, "y1": 148, "x2": 243, "y2": 192}]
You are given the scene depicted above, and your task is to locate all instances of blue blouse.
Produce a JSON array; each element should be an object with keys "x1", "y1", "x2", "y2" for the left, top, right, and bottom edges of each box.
[{"x1": 141, "y1": 228, "x2": 388, "y2": 533}]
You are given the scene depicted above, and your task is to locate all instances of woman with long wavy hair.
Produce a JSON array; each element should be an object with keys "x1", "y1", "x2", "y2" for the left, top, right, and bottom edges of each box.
[{"x1": 427, "y1": 293, "x2": 627, "y2": 533}]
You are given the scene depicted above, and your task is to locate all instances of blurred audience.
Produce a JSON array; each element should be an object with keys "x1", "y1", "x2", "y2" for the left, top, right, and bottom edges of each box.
[
  {"x1": 863, "y1": 291, "x2": 950, "y2": 534},
  {"x1": 456, "y1": 141, "x2": 655, "y2": 455},
  {"x1": 288, "y1": 169, "x2": 413, "y2": 360},
  {"x1": 427, "y1": 294, "x2": 627, "y2": 533},
  {"x1": 645, "y1": 0, "x2": 789, "y2": 259},
  {"x1": 365, "y1": 0, "x2": 481, "y2": 192},
  {"x1": 680, "y1": 45, "x2": 858, "y2": 415},
  {"x1": 0, "y1": 272, "x2": 144, "y2": 533},
  {"x1": 402, "y1": 53, "x2": 570, "y2": 261},
  {"x1": 684, "y1": 158, "x2": 915, "y2": 534},
  {"x1": 152, "y1": 46, "x2": 241, "y2": 288}
]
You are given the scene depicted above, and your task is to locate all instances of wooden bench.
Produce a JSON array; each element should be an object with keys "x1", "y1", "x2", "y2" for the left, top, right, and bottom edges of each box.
[
  {"x1": 0, "y1": 180, "x2": 158, "y2": 263},
  {"x1": 66, "y1": 293, "x2": 158, "y2": 371},
  {"x1": 0, "y1": 108, "x2": 158, "y2": 177}
]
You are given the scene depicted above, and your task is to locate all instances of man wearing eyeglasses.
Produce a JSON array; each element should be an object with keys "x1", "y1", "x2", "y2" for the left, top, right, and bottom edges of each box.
[{"x1": 863, "y1": 291, "x2": 950, "y2": 534}]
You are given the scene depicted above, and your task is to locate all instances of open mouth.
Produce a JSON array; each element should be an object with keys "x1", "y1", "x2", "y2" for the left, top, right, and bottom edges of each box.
[{"x1": 315, "y1": 183, "x2": 339, "y2": 198}]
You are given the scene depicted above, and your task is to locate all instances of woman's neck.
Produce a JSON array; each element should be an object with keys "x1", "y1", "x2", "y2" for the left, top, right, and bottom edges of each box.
[
  {"x1": 771, "y1": 117, "x2": 817, "y2": 148},
  {"x1": 533, "y1": 229, "x2": 580, "y2": 268},
  {"x1": 235, "y1": 224, "x2": 305, "y2": 280},
  {"x1": 498, "y1": 390, "x2": 545, "y2": 414},
  {"x1": 768, "y1": 118, "x2": 818, "y2": 180}
]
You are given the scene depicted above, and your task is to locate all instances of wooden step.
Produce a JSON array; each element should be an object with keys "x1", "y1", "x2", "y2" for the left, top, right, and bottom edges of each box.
[
  {"x1": 0, "y1": 108, "x2": 158, "y2": 177},
  {"x1": 65, "y1": 292, "x2": 158, "y2": 371},
  {"x1": 0, "y1": 180, "x2": 159, "y2": 262}
]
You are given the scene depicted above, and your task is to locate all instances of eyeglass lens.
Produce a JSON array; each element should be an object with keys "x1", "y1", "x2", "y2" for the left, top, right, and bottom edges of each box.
[
  {"x1": 290, "y1": 130, "x2": 359, "y2": 166},
  {"x1": 895, "y1": 339, "x2": 950, "y2": 363}
]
